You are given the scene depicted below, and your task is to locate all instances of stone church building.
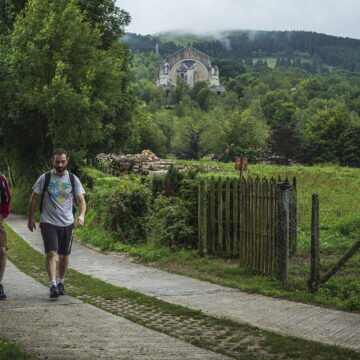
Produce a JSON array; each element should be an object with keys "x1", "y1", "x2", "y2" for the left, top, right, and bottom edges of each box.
[{"x1": 156, "y1": 46, "x2": 224, "y2": 94}]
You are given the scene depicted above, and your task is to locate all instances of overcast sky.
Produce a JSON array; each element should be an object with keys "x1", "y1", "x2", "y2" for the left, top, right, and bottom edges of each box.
[{"x1": 116, "y1": 0, "x2": 360, "y2": 39}]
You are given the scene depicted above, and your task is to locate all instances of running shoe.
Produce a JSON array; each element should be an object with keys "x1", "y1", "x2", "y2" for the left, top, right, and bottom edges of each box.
[
  {"x1": 0, "y1": 284, "x2": 6, "y2": 299},
  {"x1": 57, "y1": 282, "x2": 66, "y2": 295},
  {"x1": 50, "y1": 284, "x2": 59, "y2": 298}
]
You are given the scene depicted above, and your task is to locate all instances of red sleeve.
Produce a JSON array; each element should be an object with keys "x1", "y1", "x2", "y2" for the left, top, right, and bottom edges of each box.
[{"x1": 1, "y1": 175, "x2": 11, "y2": 218}]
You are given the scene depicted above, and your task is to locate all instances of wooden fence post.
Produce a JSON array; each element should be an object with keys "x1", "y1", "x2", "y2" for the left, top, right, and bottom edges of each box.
[
  {"x1": 198, "y1": 180, "x2": 208, "y2": 256},
  {"x1": 289, "y1": 177, "x2": 298, "y2": 255},
  {"x1": 309, "y1": 194, "x2": 320, "y2": 292},
  {"x1": 276, "y1": 181, "x2": 290, "y2": 282},
  {"x1": 209, "y1": 177, "x2": 216, "y2": 254},
  {"x1": 225, "y1": 177, "x2": 231, "y2": 257},
  {"x1": 217, "y1": 178, "x2": 223, "y2": 255},
  {"x1": 198, "y1": 180, "x2": 204, "y2": 255},
  {"x1": 233, "y1": 178, "x2": 239, "y2": 257}
]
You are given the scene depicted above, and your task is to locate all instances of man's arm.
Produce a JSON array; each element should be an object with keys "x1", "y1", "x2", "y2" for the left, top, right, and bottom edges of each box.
[
  {"x1": 28, "y1": 192, "x2": 39, "y2": 232},
  {"x1": 75, "y1": 194, "x2": 86, "y2": 228}
]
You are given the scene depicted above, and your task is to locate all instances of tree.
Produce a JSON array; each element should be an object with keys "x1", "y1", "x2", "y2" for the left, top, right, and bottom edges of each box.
[
  {"x1": 77, "y1": 0, "x2": 130, "y2": 49},
  {"x1": 0, "y1": 0, "x2": 130, "y2": 49},
  {"x1": 1, "y1": 0, "x2": 134, "y2": 173},
  {"x1": 302, "y1": 105, "x2": 354, "y2": 164},
  {"x1": 260, "y1": 90, "x2": 291, "y2": 129},
  {"x1": 0, "y1": 0, "x2": 27, "y2": 34},
  {"x1": 223, "y1": 101, "x2": 269, "y2": 162},
  {"x1": 173, "y1": 110, "x2": 213, "y2": 160},
  {"x1": 195, "y1": 86, "x2": 217, "y2": 111},
  {"x1": 268, "y1": 124, "x2": 302, "y2": 163},
  {"x1": 211, "y1": 58, "x2": 246, "y2": 80},
  {"x1": 170, "y1": 78, "x2": 190, "y2": 105},
  {"x1": 127, "y1": 106, "x2": 167, "y2": 157}
]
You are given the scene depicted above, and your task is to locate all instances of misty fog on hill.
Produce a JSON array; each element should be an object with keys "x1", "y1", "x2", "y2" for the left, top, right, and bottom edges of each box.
[{"x1": 117, "y1": 0, "x2": 360, "y2": 40}]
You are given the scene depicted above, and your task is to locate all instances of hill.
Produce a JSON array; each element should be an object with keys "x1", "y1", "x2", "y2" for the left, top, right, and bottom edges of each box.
[{"x1": 121, "y1": 30, "x2": 360, "y2": 73}]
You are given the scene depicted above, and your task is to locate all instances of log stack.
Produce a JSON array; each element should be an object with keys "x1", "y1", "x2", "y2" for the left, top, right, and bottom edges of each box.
[{"x1": 95, "y1": 150, "x2": 222, "y2": 176}]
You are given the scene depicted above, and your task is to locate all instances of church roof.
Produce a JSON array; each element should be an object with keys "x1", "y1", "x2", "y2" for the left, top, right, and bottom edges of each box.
[{"x1": 165, "y1": 46, "x2": 212, "y2": 68}]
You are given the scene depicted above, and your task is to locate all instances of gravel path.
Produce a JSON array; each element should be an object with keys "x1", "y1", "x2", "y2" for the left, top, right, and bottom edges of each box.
[{"x1": 6, "y1": 214, "x2": 360, "y2": 352}]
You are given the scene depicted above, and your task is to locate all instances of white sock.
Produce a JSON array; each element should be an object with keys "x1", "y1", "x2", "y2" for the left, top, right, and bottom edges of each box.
[
  {"x1": 57, "y1": 278, "x2": 64, "y2": 284},
  {"x1": 50, "y1": 280, "x2": 56, "y2": 287}
]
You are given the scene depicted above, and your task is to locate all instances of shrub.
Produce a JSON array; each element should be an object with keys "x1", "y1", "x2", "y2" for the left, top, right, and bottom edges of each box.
[
  {"x1": 163, "y1": 164, "x2": 183, "y2": 196},
  {"x1": 79, "y1": 166, "x2": 109, "y2": 189},
  {"x1": 151, "y1": 165, "x2": 183, "y2": 199},
  {"x1": 151, "y1": 175, "x2": 165, "y2": 198},
  {"x1": 89, "y1": 175, "x2": 151, "y2": 244},
  {"x1": 147, "y1": 196, "x2": 194, "y2": 249}
]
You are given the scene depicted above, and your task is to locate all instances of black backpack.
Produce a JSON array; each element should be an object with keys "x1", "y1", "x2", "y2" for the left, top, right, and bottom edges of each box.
[
  {"x1": 39, "y1": 171, "x2": 76, "y2": 214},
  {"x1": 0, "y1": 173, "x2": 9, "y2": 216}
]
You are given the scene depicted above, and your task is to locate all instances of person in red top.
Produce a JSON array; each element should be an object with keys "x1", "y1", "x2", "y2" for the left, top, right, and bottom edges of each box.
[{"x1": 0, "y1": 173, "x2": 11, "y2": 299}]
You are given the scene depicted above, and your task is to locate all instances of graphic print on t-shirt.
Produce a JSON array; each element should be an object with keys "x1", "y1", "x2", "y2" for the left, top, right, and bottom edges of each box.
[{"x1": 48, "y1": 181, "x2": 72, "y2": 206}]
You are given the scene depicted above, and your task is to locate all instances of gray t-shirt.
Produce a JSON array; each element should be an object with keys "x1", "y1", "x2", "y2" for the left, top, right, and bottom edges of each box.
[{"x1": 33, "y1": 170, "x2": 85, "y2": 226}]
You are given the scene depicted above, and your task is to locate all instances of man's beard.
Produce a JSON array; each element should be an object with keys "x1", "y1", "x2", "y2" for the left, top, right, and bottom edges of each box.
[{"x1": 55, "y1": 166, "x2": 67, "y2": 173}]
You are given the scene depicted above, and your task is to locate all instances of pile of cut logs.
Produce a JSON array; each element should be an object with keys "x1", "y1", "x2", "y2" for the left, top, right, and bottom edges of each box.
[{"x1": 95, "y1": 150, "x2": 222, "y2": 176}]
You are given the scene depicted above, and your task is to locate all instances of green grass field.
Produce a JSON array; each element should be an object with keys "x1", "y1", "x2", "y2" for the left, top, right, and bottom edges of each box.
[{"x1": 173, "y1": 160, "x2": 360, "y2": 251}]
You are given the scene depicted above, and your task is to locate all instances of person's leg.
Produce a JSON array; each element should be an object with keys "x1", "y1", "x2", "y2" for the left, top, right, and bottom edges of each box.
[
  {"x1": 56, "y1": 224, "x2": 73, "y2": 295},
  {"x1": 0, "y1": 217, "x2": 7, "y2": 299},
  {"x1": 45, "y1": 250, "x2": 57, "y2": 282},
  {"x1": 40, "y1": 223, "x2": 60, "y2": 298},
  {"x1": 0, "y1": 247, "x2": 6, "y2": 299},
  {"x1": 0, "y1": 247, "x2": 6, "y2": 283},
  {"x1": 58, "y1": 255, "x2": 69, "y2": 279}
]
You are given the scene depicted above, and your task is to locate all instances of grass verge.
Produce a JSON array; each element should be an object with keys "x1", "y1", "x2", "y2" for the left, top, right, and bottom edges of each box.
[
  {"x1": 5, "y1": 223, "x2": 360, "y2": 360},
  {"x1": 76, "y1": 223, "x2": 360, "y2": 312},
  {"x1": 0, "y1": 336, "x2": 32, "y2": 360}
]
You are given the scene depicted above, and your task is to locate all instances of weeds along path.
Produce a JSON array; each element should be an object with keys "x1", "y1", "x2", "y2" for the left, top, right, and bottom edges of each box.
[{"x1": 4, "y1": 214, "x2": 360, "y2": 359}]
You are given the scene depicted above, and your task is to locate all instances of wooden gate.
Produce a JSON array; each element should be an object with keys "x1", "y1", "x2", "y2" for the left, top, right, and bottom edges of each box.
[{"x1": 198, "y1": 176, "x2": 297, "y2": 277}]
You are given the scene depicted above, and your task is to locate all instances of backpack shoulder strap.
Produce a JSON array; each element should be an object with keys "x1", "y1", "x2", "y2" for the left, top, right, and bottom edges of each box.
[
  {"x1": 39, "y1": 171, "x2": 52, "y2": 214},
  {"x1": 69, "y1": 172, "x2": 75, "y2": 196}
]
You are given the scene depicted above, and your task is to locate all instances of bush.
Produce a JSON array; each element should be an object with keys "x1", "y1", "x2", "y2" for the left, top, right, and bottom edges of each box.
[
  {"x1": 151, "y1": 175, "x2": 165, "y2": 198},
  {"x1": 147, "y1": 196, "x2": 194, "y2": 249},
  {"x1": 163, "y1": 164, "x2": 183, "y2": 196},
  {"x1": 151, "y1": 165, "x2": 183, "y2": 198},
  {"x1": 89, "y1": 175, "x2": 151, "y2": 244},
  {"x1": 78, "y1": 166, "x2": 108, "y2": 189}
]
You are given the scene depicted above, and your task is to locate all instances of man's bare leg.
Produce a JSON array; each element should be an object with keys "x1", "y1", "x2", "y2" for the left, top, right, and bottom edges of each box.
[
  {"x1": 45, "y1": 250, "x2": 58, "y2": 281},
  {"x1": 46, "y1": 251, "x2": 59, "y2": 298},
  {"x1": 0, "y1": 247, "x2": 7, "y2": 299},
  {"x1": 0, "y1": 247, "x2": 6, "y2": 282},
  {"x1": 58, "y1": 255, "x2": 69, "y2": 279}
]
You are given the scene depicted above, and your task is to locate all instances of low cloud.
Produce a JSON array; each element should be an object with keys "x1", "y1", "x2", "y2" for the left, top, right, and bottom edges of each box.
[{"x1": 117, "y1": 0, "x2": 360, "y2": 39}]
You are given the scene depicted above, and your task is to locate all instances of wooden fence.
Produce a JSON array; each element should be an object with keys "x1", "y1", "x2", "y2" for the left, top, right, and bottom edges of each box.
[{"x1": 198, "y1": 176, "x2": 297, "y2": 278}]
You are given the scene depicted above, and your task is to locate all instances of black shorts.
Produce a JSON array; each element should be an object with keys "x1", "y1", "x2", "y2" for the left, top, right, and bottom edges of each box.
[{"x1": 40, "y1": 223, "x2": 74, "y2": 255}]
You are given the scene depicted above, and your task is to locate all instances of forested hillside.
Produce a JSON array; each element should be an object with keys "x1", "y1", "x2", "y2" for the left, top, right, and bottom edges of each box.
[
  {"x1": 131, "y1": 50, "x2": 360, "y2": 167},
  {"x1": 123, "y1": 30, "x2": 360, "y2": 73}
]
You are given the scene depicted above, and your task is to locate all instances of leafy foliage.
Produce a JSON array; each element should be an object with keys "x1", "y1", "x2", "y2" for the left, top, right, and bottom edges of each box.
[
  {"x1": 147, "y1": 196, "x2": 194, "y2": 249},
  {"x1": 89, "y1": 174, "x2": 152, "y2": 244},
  {"x1": 0, "y1": 0, "x2": 134, "y2": 175}
]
